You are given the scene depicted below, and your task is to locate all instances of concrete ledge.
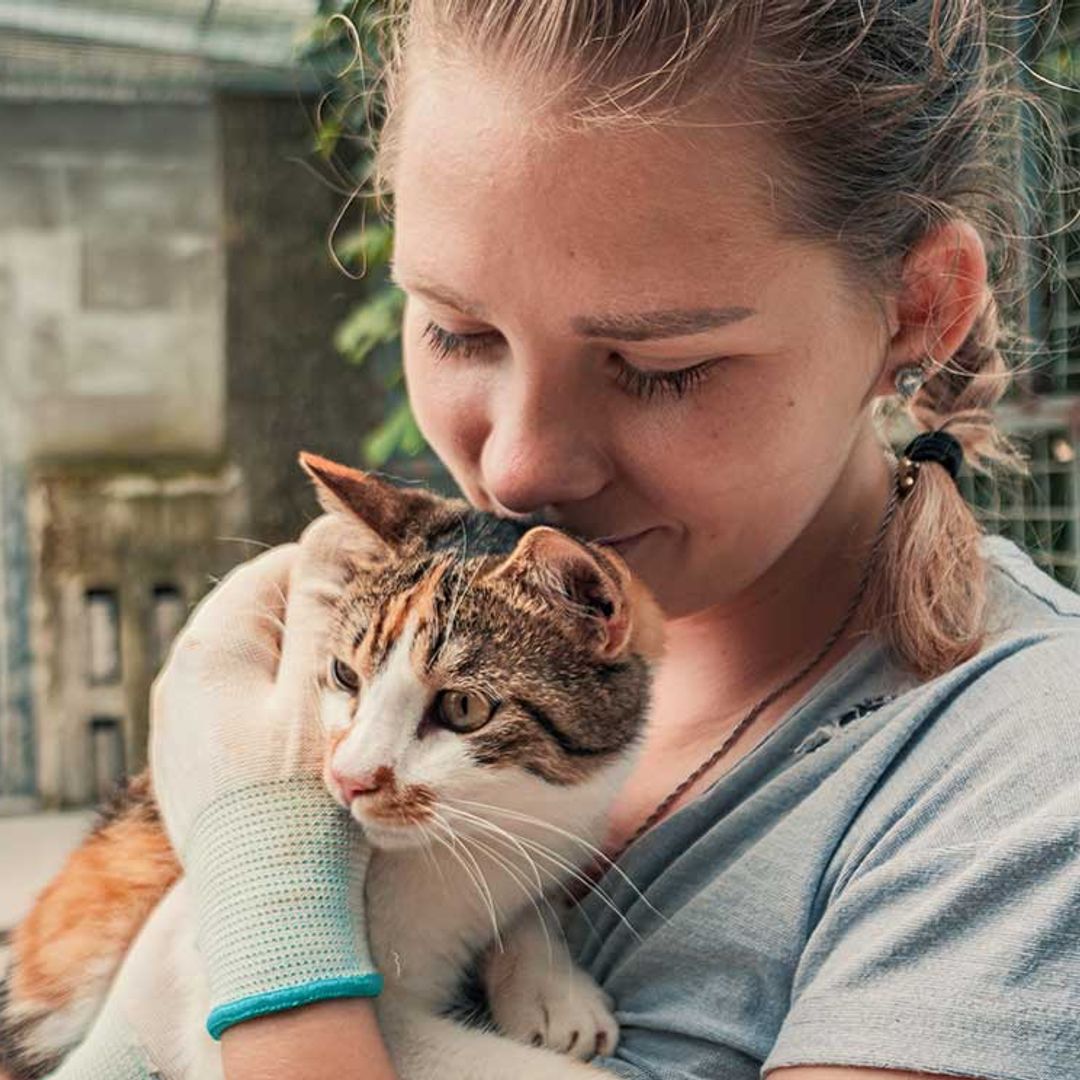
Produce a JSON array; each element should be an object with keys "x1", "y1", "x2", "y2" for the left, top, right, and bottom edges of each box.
[{"x1": 0, "y1": 795, "x2": 39, "y2": 817}]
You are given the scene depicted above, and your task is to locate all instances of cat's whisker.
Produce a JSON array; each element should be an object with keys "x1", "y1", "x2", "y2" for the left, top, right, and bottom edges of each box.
[
  {"x1": 443, "y1": 805, "x2": 584, "y2": 890},
  {"x1": 452, "y1": 797, "x2": 660, "y2": 906},
  {"x1": 215, "y1": 535, "x2": 274, "y2": 551},
  {"x1": 439, "y1": 805, "x2": 545, "y2": 896},
  {"x1": 448, "y1": 827, "x2": 558, "y2": 967},
  {"x1": 448, "y1": 811, "x2": 608, "y2": 955},
  {"x1": 442, "y1": 812, "x2": 599, "y2": 968},
  {"x1": 233, "y1": 599, "x2": 287, "y2": 641},
  {"x1": 414, "y1": 820, "x2": 450, "y2": 887},
  {"x1": 428, "y1": 816, "x2": 506, "y2": 952},
  {"x1": 445, "y1": 797, "x2": 668, "y2": 927},
  {"x1": 440, "y1": 553, "x2": 488, "y2": 655},
  {"x1": 430, "y1": 811, "x2": 507, "y2": 952},
  {"x1": 492, "y1": 829, "x2": 644, "y2": 942},
  {"x1": 439, "y1": 803, "x2": 644, "y2": 943}
]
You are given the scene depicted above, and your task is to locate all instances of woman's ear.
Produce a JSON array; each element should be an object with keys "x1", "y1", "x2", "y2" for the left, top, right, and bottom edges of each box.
[{"x1": 874, "y1": 217, "x2": 989, "y2": 395}]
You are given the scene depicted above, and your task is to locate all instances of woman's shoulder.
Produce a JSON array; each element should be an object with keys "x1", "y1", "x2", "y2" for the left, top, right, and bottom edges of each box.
[
  {"x1": 846, "y1": 536, "x2": 1080, "y2": 837},
  {"x1": 765, "y1": 544, "x2": 1080, "y2": 1080},
  {"x1": 981, "y1": 532, "x2": 1080, "y2": 630},
  {"x1": 931, "y1": 533, "x2": 1080, "y2": 737},
  {"x1": 878, "y1": 532, "x2": 1080, "y2": 728}
]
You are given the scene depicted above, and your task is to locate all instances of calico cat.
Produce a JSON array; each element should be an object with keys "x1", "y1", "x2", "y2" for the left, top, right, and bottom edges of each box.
[{"x1": 0, "y1": 453, "x2": 664, "y2": 1080}]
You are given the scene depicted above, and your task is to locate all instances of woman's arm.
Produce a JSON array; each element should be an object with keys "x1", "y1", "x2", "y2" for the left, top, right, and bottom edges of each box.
[{"x1": 221, "y1": 1001, "x2": 397, "y2": 1080}]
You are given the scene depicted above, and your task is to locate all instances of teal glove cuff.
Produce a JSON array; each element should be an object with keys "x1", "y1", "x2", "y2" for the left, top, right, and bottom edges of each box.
[
  {"x1": 205, "y1": 975, "x2": 384, "y2": 1040},
  {"x1": 186, "y1": 777, "x2": 382, "y2": 1041},
  {"x1": 44, "y1": 1002, "x2": 153, "y2": 1080}
]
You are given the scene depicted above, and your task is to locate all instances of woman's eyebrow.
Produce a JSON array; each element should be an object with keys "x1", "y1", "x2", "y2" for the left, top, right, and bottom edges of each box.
[
  {"x1": 571, "y1": 307, "x2": 756, "y2": 341},
  {"x1": 391, "y1": 267, "x2": 756, "y2": 341}
]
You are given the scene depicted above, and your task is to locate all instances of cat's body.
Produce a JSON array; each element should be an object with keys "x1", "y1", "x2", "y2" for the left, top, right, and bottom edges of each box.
[{"x1": 0, "y1": 455, "x2": 664, "y2": 1080}]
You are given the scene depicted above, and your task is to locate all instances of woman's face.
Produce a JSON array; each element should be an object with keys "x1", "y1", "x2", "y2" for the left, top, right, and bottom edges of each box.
[{"x1": 392, "y1": 62, "x2": 894, "y2": 617}]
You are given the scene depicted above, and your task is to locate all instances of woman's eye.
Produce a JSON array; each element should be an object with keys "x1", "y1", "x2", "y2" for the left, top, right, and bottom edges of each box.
[
  {"x1": 330, "y1": 657, "x2": 360, "y2": 694},
  {"x1": 612, "y1": 355, "x2": 724, "y2": 401},
  {"x1": 423, "y1": 321, "x2": 501, "y2": 360},
  {"x1": 433, "y1": 689, "x2": 495, "y2": 733},
  {"x1": 423, "y1": 318, "x2": 723, "y2": 402}
]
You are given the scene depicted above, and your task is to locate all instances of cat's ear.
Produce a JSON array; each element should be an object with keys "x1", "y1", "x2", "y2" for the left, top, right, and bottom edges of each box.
[
  {"x1": 299, "y1": 452, "x2": 443, "y2": 551},
  {"x1": 488, "y1": 526, "x2": 636, "y2": 661}
]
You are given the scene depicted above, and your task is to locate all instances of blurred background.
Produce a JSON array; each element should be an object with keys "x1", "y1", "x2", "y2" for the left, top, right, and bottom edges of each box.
[{"x1": 0, "y1": 0, "x2": 1078, "y2": 918}]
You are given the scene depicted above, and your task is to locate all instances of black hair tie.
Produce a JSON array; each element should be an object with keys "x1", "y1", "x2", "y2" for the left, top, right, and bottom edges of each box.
[{"x1": 898, "y1": 430, "x2": 964, "y2": 495}]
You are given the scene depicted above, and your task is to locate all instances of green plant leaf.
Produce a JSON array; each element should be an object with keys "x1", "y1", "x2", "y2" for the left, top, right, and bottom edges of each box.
[
  {"x1": 363, "y1": 398, "x2": 413, "y2": 467},
  {"x1": 335, "y1": 222, "x2": 395, "y2": 271},
  {"x1": 399, "y1": 410, "x2": 427, "y2": 456},
  {"x1": 334, "y1": 286, "x2": 405, "y2": 366}
]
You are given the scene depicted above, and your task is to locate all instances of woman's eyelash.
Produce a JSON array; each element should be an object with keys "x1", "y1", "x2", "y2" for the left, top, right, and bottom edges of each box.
[
  {"x1": 421, "y1": 320, "x2": 722, "y2": 401},
  {"x1": 423, "y1": 321, "x2": 498, "y2": 360},
  {"x1": 611, "y1": 360, "x2": 719, "y2": 401}
]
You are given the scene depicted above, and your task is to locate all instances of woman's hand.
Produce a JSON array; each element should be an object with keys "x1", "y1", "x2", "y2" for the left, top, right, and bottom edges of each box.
[{"x1": 149, "y1": 519, "x2": 381, "y2": 1042}]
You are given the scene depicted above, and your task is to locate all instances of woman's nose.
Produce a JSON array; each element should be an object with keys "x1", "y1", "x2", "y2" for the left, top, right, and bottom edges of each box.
[{"x1": 479, "y1": 378, "x2": 612, "y2": 515}]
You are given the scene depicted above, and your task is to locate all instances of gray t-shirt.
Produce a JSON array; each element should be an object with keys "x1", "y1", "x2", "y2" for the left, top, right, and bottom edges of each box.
[{"x1": 564, "y1": 534, "x2": 1080, "y2": 1080}]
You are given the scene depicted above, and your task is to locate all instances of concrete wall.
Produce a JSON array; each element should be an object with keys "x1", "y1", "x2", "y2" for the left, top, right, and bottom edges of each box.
[
  {"x1": 0, "y1": 101, "x2": 225, "y2": 461},
  {"x1": 0, "y1": 464, "x2": 34, "y2": 812},
  {"x1": 0, "y1": 93, "x2": 389, "y2": 807},
  {"x1": 27, "y1": 464, "x2": 245, "y2": 806},
  {"x1": 221, "y1": 95, "x2": 386, "y2": 545},
  {"x1": 0, "y1": 99, "x2": 228, "y2": 806}
]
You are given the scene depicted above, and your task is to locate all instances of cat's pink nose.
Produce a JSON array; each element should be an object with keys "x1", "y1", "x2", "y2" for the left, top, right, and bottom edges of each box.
[{"x1": 334, "y1": 765, "x2": 395, "y2": 804}]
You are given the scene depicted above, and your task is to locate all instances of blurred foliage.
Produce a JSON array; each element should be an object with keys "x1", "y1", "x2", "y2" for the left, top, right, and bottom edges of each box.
[{"x1": 303, "y1": 1, "x2": 432, "y2": 473}]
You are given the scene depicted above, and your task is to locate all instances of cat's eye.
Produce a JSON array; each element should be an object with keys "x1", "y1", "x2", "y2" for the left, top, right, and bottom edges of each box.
[
  {"x1": 432, "y1": 689, "x2": 494, "y2": 733},
  {"x1": 330, "y1": 657, "x2": 360, "y2": 695}
]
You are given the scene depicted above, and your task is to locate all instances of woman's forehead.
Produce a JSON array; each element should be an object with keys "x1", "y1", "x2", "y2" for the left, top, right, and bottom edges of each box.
[{"x1": 392, "y1": 61, "x2": 783, "y2": 246}]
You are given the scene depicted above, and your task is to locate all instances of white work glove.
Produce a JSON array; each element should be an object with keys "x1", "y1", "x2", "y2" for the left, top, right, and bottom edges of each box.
[{"x1": 150, "y1": 517, "x2": 381, "y2": 1041}]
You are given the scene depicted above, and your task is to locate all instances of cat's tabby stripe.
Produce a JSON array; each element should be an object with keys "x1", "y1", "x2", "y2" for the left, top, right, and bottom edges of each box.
[{"x1": 511, "y1": 696, "x2": 619, "y2": 757}]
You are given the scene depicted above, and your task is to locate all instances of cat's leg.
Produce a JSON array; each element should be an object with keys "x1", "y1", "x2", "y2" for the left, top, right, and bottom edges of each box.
[
  {"x1": 378, "y1": 995, "x2": 612, "y2": 1080},
  {"x1": 483, "y1": 909, "x2": 619, "y2": 1062}
]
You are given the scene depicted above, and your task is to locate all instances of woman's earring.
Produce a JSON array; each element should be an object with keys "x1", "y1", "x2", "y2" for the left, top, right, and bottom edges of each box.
[{"x1": 894, "y1": 363, "x2": 927, "y2": 402}]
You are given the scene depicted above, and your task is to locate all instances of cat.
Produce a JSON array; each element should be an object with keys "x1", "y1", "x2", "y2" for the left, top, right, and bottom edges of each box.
[{"x1": 0, "y1": 452, "x2": 665, "y2": 1080}]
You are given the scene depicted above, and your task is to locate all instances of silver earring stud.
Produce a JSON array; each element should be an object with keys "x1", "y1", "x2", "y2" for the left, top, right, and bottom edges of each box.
[{"x1": 894, "y1": 363, "x2": 927, "y2": 402}]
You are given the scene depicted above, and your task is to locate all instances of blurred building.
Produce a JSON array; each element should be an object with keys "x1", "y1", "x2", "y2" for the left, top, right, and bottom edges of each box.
[{"x1": 0, "y1": 1, "x2": 386, "y2": 810}]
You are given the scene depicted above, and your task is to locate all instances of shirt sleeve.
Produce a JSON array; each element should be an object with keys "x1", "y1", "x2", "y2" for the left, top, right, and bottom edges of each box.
[{"x1": 764, "y1": 632, "x2": 1080, "y2": 1080}]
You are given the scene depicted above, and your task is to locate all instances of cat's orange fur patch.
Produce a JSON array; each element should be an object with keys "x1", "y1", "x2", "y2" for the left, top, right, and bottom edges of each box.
[
  {"x1": 9, "y1": 812, "x2": 180, "y2": 1010},
  {"x1": 360, "y1": 559, "x2": 451, "y2": 675}
]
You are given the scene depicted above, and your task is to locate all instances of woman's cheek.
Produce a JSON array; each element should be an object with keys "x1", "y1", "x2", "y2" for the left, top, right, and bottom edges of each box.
[{"x1": 402, "y1": 335, "x2": 491, "y2": 487}]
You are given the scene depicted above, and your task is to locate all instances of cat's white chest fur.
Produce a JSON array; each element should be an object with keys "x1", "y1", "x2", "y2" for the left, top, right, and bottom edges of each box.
[{"x1": 366, "y1": 848, "x2": 500, "y2": 1007}]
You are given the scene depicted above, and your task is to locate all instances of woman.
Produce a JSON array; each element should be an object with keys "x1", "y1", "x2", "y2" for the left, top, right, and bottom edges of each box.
[{"x1": 52, "y1": 2, "x2": 1080, "y2": 1079}]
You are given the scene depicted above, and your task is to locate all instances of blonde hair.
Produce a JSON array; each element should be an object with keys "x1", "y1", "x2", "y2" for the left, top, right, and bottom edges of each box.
[{"x1": 353, "y1": 0, "x2": 1066, "y2": 681}]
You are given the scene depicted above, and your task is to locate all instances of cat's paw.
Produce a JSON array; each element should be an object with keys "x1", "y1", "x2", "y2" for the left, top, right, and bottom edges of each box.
[{"x1": 488, "y1": 962, "x2": 619, "y2": 1061}]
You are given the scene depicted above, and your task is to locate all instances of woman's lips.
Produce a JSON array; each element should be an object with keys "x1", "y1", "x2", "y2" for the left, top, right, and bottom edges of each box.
[{"x1": 604, "y1": 527, "x2": 656, "y2": 556}]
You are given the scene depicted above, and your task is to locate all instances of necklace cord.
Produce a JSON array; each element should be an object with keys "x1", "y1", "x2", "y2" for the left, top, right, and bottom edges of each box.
[{"x1": 604, "y1": 459, "x2": 903, "y2": 867}]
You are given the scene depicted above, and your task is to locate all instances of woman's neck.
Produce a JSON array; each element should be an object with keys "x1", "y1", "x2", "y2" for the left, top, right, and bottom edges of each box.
[
  {"x1": 604, "y1": 432, "x2": 896, "y2": 854},
  {"x1": 650, "y1": 432, "x2": 894, "y2": 751}
]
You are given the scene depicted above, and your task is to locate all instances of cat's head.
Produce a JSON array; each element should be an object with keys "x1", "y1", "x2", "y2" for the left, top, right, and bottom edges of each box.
[{"x1": 298, "y1": 452, "x2": 664, "y2": 854}]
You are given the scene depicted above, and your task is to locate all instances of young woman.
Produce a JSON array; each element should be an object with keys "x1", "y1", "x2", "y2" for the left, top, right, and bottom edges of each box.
[{"x1": 54, "y1": 3, "x2": 1080, "y2": 1079}]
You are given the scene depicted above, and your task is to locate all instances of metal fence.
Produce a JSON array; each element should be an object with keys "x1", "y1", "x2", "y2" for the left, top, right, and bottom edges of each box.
[{"x1": 955, "y1": 8, "x2": 1080, "y2": 590}]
